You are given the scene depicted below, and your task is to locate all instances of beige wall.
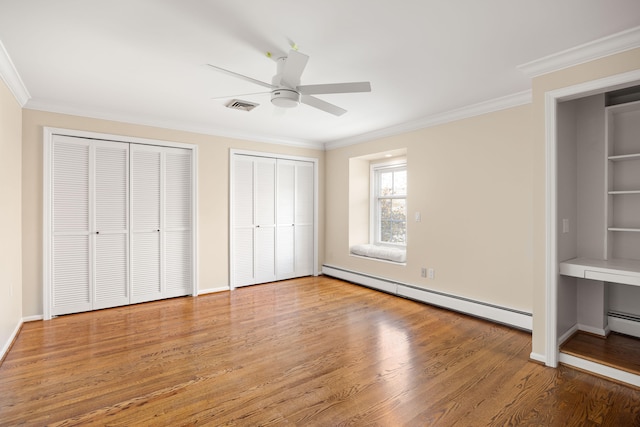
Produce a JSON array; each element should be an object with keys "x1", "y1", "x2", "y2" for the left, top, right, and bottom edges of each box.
[
  {"x1": 325, "y1": 105, "x2": 534, "y2": 312},
  {"x1": 21, "y1": 109, "x2": 325, "y2": 317},
  {"x1": 0, "y1": 78, "x2": 23, "y2": 352},
  {"x1": 530, "y1": 47, "x2": 640, "y2": 358}
]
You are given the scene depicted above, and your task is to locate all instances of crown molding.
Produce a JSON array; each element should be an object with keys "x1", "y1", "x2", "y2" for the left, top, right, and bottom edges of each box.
[
  {"x1": 518, "y1": 26, "x2": 640, "y2": 78},
  {"x1": 0, "y1": 40, "x2": 30, "y2": 106},
  {"x1": 23, "y1": 100, "x2": 325, "y2": 151},
  {"x1": 324, "y1": 90, "x2": 532, "y2": 150}
]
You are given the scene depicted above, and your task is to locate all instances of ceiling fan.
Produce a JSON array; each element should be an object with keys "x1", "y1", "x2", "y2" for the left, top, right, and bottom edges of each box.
[{"x1": 208, "y1": 48, "x2": 371, "y2": 116}]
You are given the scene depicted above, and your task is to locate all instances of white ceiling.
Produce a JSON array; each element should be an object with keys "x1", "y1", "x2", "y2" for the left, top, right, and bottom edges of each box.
[{"x1": 1, "y1": 1, "x2": 640, "y2": 149}]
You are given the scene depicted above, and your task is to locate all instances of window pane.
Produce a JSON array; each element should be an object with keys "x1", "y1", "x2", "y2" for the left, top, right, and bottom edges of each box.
[
  {"x1": 378, "y1": 198, "x2": 406, "y2": 244},
  {"x1": 379, "y1": 171, "x2": 393, "y2": 196},
  {"x1": 392, "y1": 199, "x2": 406, "y2": 243},
  {"x1": 380, "y1": 199, "x2": 392, "y2": 220},
  {"x1": 393, "y1": 170, "x2": 407, "y2": 195}
]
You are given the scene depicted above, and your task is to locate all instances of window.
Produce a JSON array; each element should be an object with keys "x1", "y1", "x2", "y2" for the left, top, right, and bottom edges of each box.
[{"x1": 372, "y1": 163, "x2": 407, "y2": 246}]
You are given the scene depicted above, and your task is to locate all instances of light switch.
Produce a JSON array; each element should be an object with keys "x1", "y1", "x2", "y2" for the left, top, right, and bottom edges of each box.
[
  {"x1": 415, "y1": 212, "x2": 421, "y2": 222},
  {"x1": 562, "y1": 218, "x2": 569, "y2": 233}
]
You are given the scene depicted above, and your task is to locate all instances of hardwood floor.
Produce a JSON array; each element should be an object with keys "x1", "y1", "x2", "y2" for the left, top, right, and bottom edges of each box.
[{"x1": 1, "y1": 276, "x2": 639, "y2": 426}]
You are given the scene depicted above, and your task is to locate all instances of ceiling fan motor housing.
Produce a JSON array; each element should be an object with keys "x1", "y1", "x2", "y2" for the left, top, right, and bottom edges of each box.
[{"x1": 271, "y1": 89, "x2": 300, "y2": 108}]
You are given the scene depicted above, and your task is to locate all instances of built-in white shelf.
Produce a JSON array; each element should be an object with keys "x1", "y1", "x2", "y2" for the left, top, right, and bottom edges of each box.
[
  {"x1": 606, "y1": 101, "x2": 640, "y2": 252},
  {"x1": 608, "y1": 153, "x2": 640, "y2": 161},
  {"x1": 560, "y1": 257, "x2": 640, "y2": 287}
]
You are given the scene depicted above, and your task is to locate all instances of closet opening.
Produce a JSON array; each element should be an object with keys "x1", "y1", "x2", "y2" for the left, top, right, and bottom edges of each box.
[{"x1": 549, "y1": 76, "x2": 640, "y2": 387}]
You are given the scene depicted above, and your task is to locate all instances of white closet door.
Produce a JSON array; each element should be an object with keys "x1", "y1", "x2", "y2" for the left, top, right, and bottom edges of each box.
[
  {"x1": 276, "y1": 160, "x2": 296, "y2": 280},
  {"x1": 254, "y1": 157, "x2": 277, "y2": 283},
  {"x1": 130, "y1": 145, "x2": 162, "y2": 303},
  {"x1": 51, "y1": 137, "x2": 92, "y2": 315},
  {"x1": 164, "y1": 148, "x2": 192, "y2": 298},
  {"x1": 231, "y1": 154, "x2": 315, "y2": 288},
  {"x1": 93, "y1": 141, "x2": 130, "y2": 309},
  {"x1": 51, "y1": 136, "x2": 130, "y2": 315},
  {"x1": 294, "y1": 161, "x2": 314, "y2": 277},
  {"x1": 232, "y1": 156, "x2": 255, "y2": 286}
]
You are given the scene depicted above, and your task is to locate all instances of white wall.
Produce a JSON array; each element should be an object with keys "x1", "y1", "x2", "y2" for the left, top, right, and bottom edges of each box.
[
  {"x1": 556, "y1": 100, "x2": 578, "y2": 337},
  {"x1": 0, "y1": 77, "x2": 23, "y2": 359}
]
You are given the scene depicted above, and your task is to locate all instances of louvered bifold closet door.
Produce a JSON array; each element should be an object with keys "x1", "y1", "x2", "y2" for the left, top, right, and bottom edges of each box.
[
  {"x1": 164, "y1": 148, "x2": 192, "y2": 298},
  {"x1": 93, "y1": 141, "x2": 130, "y2": 310},
  {"x1": 276, "y1": 160, "x2": 296, "y2": 280},
  {"x1": 51, "y1": 136, "x2": 130, "y2": 315},
  {"x1": 232, "y1": 156, "x2": 255, "y2": 287},
  {"x1": 130, "y1": 145, "x2": 162, "y2": 303},
  {"x1": 52, "y1": 136, "x2": 92, "y2": 316},
  {"x1": 294, "y1": 161, "x2": 314, "y2": 277}
]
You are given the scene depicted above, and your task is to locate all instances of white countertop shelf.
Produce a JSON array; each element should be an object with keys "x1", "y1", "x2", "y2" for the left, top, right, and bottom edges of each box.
[
  {"x1": 608, "y1": 153, "x2": 640, "y2": 161},
  {"x1": 559, "y1": 257, "x2": 640, "y2": 287}
]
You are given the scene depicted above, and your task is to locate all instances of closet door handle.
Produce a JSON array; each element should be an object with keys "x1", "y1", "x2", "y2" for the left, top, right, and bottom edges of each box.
[
  {"x1": 96, "y1": 231, "x2": 100, "y2": 234},
  {"x1": 256, "y1": 225, "x2": 261, "y2": 228}
]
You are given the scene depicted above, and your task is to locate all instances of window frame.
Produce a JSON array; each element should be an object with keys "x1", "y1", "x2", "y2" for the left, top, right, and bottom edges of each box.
[{"x1": 370, "y1": 160, "x2": 407, "y2": 248}]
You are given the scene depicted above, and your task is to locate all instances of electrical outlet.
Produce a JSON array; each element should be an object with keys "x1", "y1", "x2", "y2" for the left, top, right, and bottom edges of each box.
[
  {"x1": 421, "y1": 267, "x2": 427, "y2": 278},
  {"x1": 428, "y1": 268, "x2": 435, "y2": 279}
]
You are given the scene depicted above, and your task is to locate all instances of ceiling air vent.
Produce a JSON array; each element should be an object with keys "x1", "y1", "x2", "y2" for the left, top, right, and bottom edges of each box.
[{"x1": 226, "y1": 99, "x2": 259, "y2": 112}]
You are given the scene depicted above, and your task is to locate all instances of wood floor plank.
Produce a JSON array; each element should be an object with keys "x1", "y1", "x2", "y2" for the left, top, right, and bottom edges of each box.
[
  {"x1": 1, "y1": 276, "x2": 639, "y2": 426},
  {"x1": 561, "y1": 330, "x2": 640, "y2": 375}
]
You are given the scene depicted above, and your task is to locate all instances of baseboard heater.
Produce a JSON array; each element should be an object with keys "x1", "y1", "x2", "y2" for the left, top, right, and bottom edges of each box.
[
  {"x1": 608, "y1": 311, "x2": 640, "y2": 339},
  {"x1": 322, "y1": 264, "x2": 532, "y2": 331}
]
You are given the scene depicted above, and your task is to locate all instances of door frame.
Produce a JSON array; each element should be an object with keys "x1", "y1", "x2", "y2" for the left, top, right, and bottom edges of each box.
[
  {"x1": 229, "y1": 149, "x2": 320, "y2": 289},
  {"x1": 43, "y1": 127, "x2": 199, "y2": 320},
  {"x1": 543, "y1": 70, "x2": 640, "y2": 367}
]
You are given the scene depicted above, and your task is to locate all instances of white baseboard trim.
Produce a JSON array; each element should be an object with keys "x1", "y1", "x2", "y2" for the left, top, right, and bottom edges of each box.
[
  {"x1": 577, "y1": 323, "x2": 609, "y2": 337},
  {"x1": 322, "y1": 265, "x2": 397, "y2": 294},
  {"x1": 529, "y1": 352, "x2": 546, "y2": 364},
  {"x1": 198, "y1": 286, "x2": 230, "y2": 295},
  {"x1": 558, "y1": 324, "x2": 579, "y2": 346},
  {"x1": 322, "y1": 265, "x2": 532, "y2": 331},
  {"x1": 1, "y1": 319, "x2": 23, "y2": 362},
  {"x1": 23, "y1": 315, "x2": 43, "y2": 322},
  {"x1": 559, "y1": 352, "x2": 640, "y2": 388}
]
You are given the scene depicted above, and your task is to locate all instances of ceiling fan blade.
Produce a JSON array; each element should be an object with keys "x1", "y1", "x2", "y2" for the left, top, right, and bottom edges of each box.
[
  {"x1": 297, "y1": 81, "x2": 371, "y2": 95},
  {"x1": 206, "y1": 64, "x2": 275, "y2": 89},
  {"x1": 210, "y1": 91, "x2": 270, "y2": 100},
  {"x1": 300, "y1": 95, "x2": 347, "y2": 116},
  {"x1": 280, "y1": 49, "x2": 309, "y2": 88}
]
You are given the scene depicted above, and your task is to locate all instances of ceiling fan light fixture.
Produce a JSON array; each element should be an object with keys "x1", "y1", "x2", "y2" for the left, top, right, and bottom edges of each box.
[{"x1": 271, "y1": 89, "x2": 300, "y2": 108}]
